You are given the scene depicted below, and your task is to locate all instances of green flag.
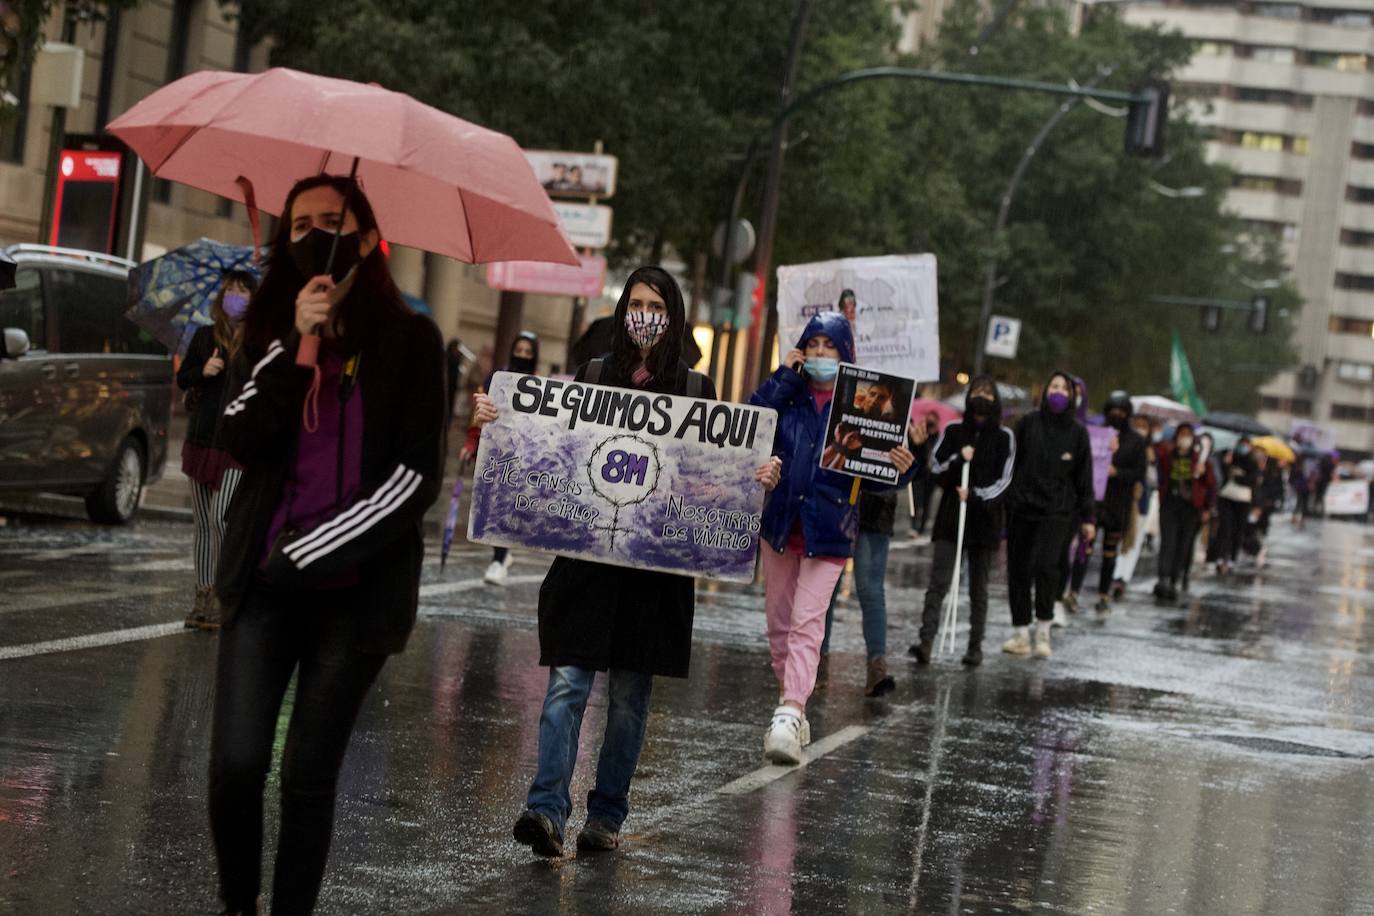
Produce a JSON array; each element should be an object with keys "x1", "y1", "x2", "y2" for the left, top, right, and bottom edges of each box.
[{"x1": 1170, "y1": 329, "x2": 1207, "y2": 418}]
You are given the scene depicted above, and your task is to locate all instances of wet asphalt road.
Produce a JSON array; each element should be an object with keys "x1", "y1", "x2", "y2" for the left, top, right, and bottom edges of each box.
[{"x1": 1, "y1": 507, "x2": 1372, "y2": 915}]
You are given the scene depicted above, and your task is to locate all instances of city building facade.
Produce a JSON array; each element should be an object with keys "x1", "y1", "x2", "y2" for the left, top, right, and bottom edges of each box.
[
  {"x1": 1120, "y1": 0, "x2": 1374, "y2": 455},
  {"x1": 1, "y1": 1, "x2": 579, "y2": 389}
]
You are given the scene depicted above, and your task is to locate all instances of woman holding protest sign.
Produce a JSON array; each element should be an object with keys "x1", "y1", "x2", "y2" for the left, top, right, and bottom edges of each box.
[
  {"x1": 749, "y1": 312, "x2": 917, "y2": 764},
  {"x1": 462, "y1": 330, "x2": 541, "y2": 585},
  {"x1": 473, "y1": 266, "x2": 782, "y2": 859},
  {"x1": 1004, "y1": 372, "x2": 1095, "y2": 660},
  {"x1": 209, "y1": 175, "x2": 446, "y2": 915}
]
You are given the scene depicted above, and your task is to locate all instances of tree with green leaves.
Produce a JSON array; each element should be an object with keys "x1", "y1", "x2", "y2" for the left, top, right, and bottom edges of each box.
[{"x1": 230, "y1": 0, "x2": 1299, "y2": 411}]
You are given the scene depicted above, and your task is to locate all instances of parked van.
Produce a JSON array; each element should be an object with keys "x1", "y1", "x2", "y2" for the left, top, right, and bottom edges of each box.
[{"x1": 0, "y1": 245, "x2": 171, "y2": 523}]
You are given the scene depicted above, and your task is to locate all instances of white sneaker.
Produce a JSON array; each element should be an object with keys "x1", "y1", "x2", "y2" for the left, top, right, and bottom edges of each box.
[
  {"x1": 1001, "y1": 630, "x2": 1032, "y2": 656},
  {"x1": 763, "y1": 705, "x2": 806, "y2": 765},
  {"x1": 1033, "y1": 625, "x2": 1052, "y2": 659},
  {"x1": 1052, "y1": 605, "x2": 1069, "y2": 629},
  {"x1": 483, "y1": 560, "x2": 508, "y2": 585}
]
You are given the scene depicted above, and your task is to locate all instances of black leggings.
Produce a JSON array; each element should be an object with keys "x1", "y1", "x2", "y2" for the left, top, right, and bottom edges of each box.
[
  {"x1": 1008, "y1": 514, "x2": 1074, "y2": 626},
  {"x1": 1157, "y1": 495, "x2": 1201, "y2": 585},
  {"x1": 209, "y1": 585, "x2": 386, "y2": 915}
]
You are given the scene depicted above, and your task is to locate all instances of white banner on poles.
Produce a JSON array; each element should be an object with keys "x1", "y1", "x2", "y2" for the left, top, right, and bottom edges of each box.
[{"x1": 776, "y1": 254, "x2": 939, "y2": 381}]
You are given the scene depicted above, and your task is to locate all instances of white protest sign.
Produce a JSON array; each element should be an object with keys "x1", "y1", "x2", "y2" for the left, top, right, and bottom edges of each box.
[{"x1": 776, "y1": 254, "x2": 939, "y2": 381}]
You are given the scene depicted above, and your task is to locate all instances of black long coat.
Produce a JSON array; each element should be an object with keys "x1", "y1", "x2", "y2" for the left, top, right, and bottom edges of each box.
[{"x1": 537, "y1": 356, "x2": 716, "y2": 679}]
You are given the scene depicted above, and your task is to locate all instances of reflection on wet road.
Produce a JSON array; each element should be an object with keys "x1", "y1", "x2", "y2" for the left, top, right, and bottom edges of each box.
[{"x1": 1, "y1": 514, "x2": 1371, "y2": 914}]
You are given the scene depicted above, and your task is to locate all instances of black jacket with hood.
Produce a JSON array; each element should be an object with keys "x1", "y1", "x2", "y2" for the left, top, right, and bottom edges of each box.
[
  {"x1": 1009, "y1": 373, "x2": 1095, "y2": 521},
  {"x1": 537, "y1": 356, "x2": 716, "y2": 679},
  {"x1": 214, "y1": 314, "x2": 446, "y2": 655},
  {"x1": 1099, "y1": 408, "x2": 1148, "y2": 530},
  {"x1": 929, "y1": 377, "x2": 1016, "y2": 548}
]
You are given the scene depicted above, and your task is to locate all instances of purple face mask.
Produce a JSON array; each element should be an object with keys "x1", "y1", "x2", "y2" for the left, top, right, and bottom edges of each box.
[
  {"x1": 1046, "y1": 391, "x2": 1071, "y2": 413},
  {"x1": 222, "y1": 292, "x2": 250, "y2": 321}
]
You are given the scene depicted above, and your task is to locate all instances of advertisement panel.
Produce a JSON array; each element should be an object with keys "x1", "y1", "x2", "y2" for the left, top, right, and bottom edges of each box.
[
  {"x1": 525, "y1": 150, "x2": 619, "y2": 198},
  {"x1": 487, "y1": 254, "x2": 607, "y2": 298}
]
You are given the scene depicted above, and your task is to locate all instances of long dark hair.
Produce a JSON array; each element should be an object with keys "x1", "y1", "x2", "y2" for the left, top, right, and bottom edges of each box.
[
  {"x1": 241, "y1": 174, "x2": 410, "y2": 361},
  {"x1": 211, "y1": 269, "x2": 257, "y2": 361},
  {"x1": 610, "y1": 265, "x2": 686, "y2": 383}
]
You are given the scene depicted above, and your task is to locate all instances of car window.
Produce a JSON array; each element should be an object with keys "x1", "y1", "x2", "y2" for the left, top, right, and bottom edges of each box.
[
  {"x1": 47, "y1": 267, "x2": 164, "y2": 356},
  {"x1": 0, "y1": 266, "x2": 46, "y2": 349}
]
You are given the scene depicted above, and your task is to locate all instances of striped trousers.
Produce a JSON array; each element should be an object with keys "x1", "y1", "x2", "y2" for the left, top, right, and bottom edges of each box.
[{"x1": 190, "y1": 468, "x2": 243, "y2": 588}]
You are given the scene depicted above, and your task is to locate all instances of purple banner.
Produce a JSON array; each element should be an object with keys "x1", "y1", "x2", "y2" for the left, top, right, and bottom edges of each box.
[
  {"x1": 1087, "y1": 425, "x2": 1118, "y2": 503},
  {"x1": 468, "y1": 373, "x2": 778, "y2": 582}
]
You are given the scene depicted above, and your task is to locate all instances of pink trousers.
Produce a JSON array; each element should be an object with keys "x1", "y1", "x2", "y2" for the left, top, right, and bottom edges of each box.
[{"x1": 762, "y1": 544, "x2": 845, "y2": 708}]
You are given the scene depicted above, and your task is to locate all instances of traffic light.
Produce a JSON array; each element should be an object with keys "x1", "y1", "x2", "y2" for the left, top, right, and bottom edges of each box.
[
  {"x1": 1249, "y1": 295, "x2": 1269, "y2": 334},
  {"x1": 1201, "y1": 304, "x2": 1222, "y2": 333},
  {"x1": 1299, "y1": 364, "x2": 1318, "y2": 390},
  {"x1": 732, "y1": 272, "x2": 758, "y2": 330},
  {"x1": 1126, "y1": 80, "x2": 1170, "y2": 158}
]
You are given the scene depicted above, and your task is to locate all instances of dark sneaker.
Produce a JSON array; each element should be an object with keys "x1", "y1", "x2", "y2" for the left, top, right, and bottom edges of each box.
[
  {"x1": 961, "y1": 644, "x2": 983, "y2": 667},
  {"x1": 909, "y1": 641, "x2": 933, "y2": 665},
  {"x1": 576, "y1": 819, "x2": 621, "y2": 853},
  {"x1": 513, "y1": 809, "x2": 563, "y2": 858},
  {"x1": 1094, "y1": 596, "x2": 1111, "y2": 615}
]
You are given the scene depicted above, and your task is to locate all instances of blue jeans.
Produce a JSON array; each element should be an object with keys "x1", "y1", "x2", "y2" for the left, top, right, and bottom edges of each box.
[
  {"x1": 526, "y1": 665, "x2": 654, "y2": 836},
  {"x1": 820, "y1": 530, "x2": 891, "y2": 660}
]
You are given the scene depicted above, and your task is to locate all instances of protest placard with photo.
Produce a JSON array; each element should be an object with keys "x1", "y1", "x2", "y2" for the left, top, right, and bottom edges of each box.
[
  {"x1": 817, "y1": 363, "x2": 916, "y2": 485},
  {"x1": 776, "y1": 254, "x2": 939, "y2": 381},
  {"x1": 468, "y1": 372, "x2": 777, "y2": 582}
]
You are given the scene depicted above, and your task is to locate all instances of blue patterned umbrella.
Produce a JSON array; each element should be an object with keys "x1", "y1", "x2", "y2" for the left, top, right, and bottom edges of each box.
[{"x1": 125, "y1": 238, "x2": 265, "y2": 357}]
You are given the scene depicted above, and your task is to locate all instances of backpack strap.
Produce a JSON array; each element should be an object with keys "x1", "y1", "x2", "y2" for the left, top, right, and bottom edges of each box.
[
  {"x1": 586, "y1": 358, "x2": 605, "y2": 384},
  {"x1": 686, "y1": 369, "x2": 704, "y2": 399}
]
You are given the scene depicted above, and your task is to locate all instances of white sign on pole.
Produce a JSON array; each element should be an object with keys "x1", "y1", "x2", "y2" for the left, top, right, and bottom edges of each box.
[
  {"x1": 525, "y1": 150, "x2": 619, "y2": 198},
  {"x1": 775, "y1": 255, "x2": 940, "y2": 382},
  {"x1": 552, "y1": 202, "x2": 613, "y2": 249},
  {"x1": 984, "y1": 315, "x2": 1021, "y2": 359},
  {"x1": 1325, "y1": 480, "x2": 1369, "y2": 517}
]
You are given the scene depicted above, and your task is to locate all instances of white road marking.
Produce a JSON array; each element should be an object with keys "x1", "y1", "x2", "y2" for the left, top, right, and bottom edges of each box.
[
  {"x1": 419, "y1": 574, "x2": 545, "y2": 598},
  {"x1": 0, "y1": 622, "x2": 186, "y2": 661},
  {"x1": 716, "y1": 724, "x2": 872, "y2": 795},
  {"x1": 0, "y1": 583, "x2": 181, "y2": 615}
]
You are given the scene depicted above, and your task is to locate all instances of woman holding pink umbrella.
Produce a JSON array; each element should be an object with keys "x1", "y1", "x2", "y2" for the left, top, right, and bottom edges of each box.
[{"x1": 209, "y1": 175, "x2": 445, "y2": 915}]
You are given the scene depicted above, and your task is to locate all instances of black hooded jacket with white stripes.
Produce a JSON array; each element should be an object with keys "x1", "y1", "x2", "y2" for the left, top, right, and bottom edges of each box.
[{"x1": 214, "y1": 313, "x2": 446, "y2": 654}]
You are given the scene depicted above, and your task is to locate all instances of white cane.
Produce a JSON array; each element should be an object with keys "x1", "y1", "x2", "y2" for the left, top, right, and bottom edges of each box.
[{"x1": 940, "y1": 462, "x2": 971, "y2": 656}]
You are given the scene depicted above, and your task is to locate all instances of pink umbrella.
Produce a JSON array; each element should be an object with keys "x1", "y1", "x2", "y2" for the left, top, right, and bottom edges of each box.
[
  {"x1": 107, "y1": 68, "x2": 577, "y2": 266},
  {"x1": 910, "y1": 398, "x2": 961, "y2": 432}
]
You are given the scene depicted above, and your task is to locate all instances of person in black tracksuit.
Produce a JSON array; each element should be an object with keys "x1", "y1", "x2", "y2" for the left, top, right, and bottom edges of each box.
[
  {"x1": 1213, "y1": 440, "x2": 1259, "y2": 574},
  {"x1": 911, "y1": 376, "x2": 1015, "y2": 668},
  {"x1": 1086, "y1": 391, "x2": 1148, "y2": 614},
  {"x1": 1004, "y1": 372, "x2": 1095, "y2": 660},
  {"x1": 209, "y1": 175, "x2": 445, "y2": 915}
]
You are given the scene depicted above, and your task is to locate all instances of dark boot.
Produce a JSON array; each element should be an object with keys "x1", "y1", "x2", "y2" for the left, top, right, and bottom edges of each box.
[
  {"x1": 908, "y1": 640, "x2": 933, "y2": 665},
  {"x1": 961, "y1": 641, "x2": 983, "y2": 668},
  {"x1": 514, "y1": 809, "x2": 564, "y2": 858},
  {"x1": 865, "y1": 656, "x2": 896, "y2": 697},
  {"x1": 576, "y1": 819, "x2": 620, "y2": 853}
]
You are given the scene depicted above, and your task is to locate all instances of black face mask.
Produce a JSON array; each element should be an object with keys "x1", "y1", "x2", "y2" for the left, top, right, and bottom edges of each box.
[
  {"x1": 290, "y1": 227, "x2": 362, "y2": 284},
  {"x1": 508, "y1": 355, "x2": 536, "y2": 374},
  {"x1": 1107, "y1": 412, "x2": 1129, "y2": 430},
  {"x1": 968, "y1": 396, "x2": 995, "y2": 417}
]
